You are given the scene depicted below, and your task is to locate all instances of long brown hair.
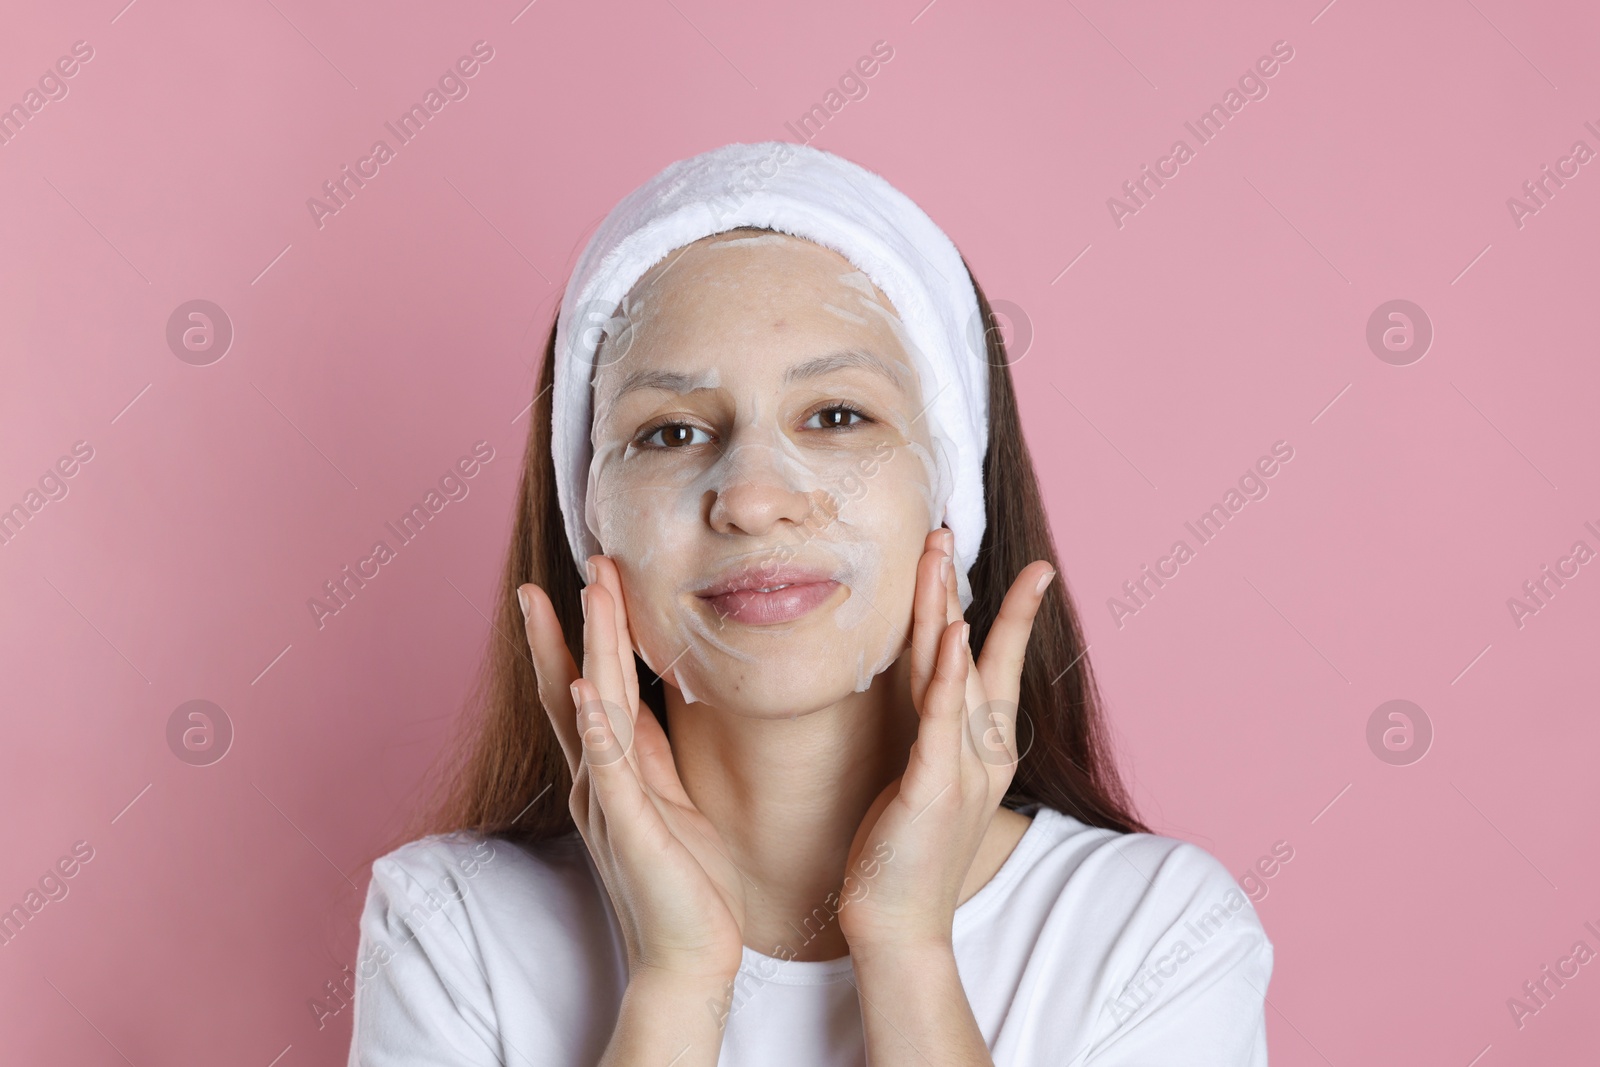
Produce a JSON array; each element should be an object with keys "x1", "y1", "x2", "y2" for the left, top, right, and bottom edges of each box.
[{"x1": 385, "y1": 244, "x2": 1148, "y2": 863}]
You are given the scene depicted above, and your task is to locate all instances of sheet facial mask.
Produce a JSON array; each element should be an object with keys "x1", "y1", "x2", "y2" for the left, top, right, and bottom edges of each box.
[
  {"x1": 585, "y1": 231, "x2": 946, "y2": 717},
  {"x1": 550, "y1": 141, "x2": 990, "y2": 619}
]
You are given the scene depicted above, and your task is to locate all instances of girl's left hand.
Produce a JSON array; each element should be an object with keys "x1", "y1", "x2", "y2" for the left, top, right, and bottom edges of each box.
[{"x1": 836, "y1": 527, "x2": 1054, "y2": 957}]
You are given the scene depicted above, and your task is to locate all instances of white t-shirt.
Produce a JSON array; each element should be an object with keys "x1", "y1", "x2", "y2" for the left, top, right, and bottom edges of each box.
[{"x1": 346, "y1": 803, "x2": 1273, "y2": 1065}]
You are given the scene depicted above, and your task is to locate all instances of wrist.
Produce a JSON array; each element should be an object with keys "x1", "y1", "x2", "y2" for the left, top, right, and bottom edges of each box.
[
  {"x1": 627, "y1": 965, "x2": 739, "y2": 1006},
  {"x1": 845, "y1": 936, "x2": 957, "y2": 973},
  {"x1": 606, "y1": 969, "x2": 737, "y2": 1067}
]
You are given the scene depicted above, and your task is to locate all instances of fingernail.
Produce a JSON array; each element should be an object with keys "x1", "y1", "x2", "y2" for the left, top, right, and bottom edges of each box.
[
  {"x1": 579, "y1": 587, "x2": 588, "y2": 621},
  {"x1": 585, "y1": 559, "x2": 596, "y2": 584},
  {"x1": 939, "y1": 554, "x2": 951, "y2": 582},
  {"x1": 1035, "y1": 569, "x2": 1056, "y2": 595},
  {"x1": 569, "y1": 682, "x2": 582, "y2": 708},
  {"x1": 960, "y1": 621, "x2": 971, "y2": 644},
  {"x1": 517, "y1": 587, "x2": 530, "y2": 619},
  {"x1": 942, "y1": 529, "x2": 955, "y2": 553}
]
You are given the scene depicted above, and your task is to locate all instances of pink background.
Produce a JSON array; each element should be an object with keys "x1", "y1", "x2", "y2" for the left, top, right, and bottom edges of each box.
[{"x1": 3, "y1": 0, "x2": 1597, "y2": 1062}]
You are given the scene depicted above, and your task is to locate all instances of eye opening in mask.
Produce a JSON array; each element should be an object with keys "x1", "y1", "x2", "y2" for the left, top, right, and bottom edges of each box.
[{"x1": 629, "y1": 400, "x2": 877, "y2": 453}]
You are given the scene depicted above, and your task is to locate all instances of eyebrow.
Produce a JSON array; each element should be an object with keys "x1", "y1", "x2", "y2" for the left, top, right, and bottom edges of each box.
[
  {"x1": 608, "y1": 347, "x2": 909, "y2": 404},
  {"x1": 607, "y1": 369, "x2": 710, "y2": 400},
  {"x1": 783, "y1": 348, "x2": 911, "y2": 391}
]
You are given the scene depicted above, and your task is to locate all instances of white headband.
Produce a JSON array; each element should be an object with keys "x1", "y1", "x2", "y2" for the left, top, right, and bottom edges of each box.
[{"x1": 551, "y1": 140, "x2": 989, "y2": 607}]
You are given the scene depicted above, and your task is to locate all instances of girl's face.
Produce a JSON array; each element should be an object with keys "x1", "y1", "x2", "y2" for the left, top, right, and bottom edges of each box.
[{"x1": 585, "y1": 230, "x2": 944, "y2": 717}]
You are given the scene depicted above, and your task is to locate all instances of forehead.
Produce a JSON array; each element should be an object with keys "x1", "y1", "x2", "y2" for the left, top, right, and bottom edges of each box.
[
  {"x1": 591, "y1": 230, "x2": 915, "y2": 383},
  {"x1": 633, "y1": 228, "x2": 893, "y2": 306}
]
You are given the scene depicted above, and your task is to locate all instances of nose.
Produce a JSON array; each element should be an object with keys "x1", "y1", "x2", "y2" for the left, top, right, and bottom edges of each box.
[{"x1": 705, "y1": 442, "x2": 835, "y2": 540}]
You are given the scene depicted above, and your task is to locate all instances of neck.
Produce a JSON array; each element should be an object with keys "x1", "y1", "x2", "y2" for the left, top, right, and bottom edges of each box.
[{"x1": 662, "y1": 654, "x2": 919, "y2": 962}]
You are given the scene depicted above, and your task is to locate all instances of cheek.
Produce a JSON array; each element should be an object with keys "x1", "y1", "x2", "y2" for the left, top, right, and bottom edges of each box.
[
  {"x1": 823, "y1": 446, "x2": 940, "y2": 688},
  {"x1": 588, "y1": 465, "x2": 703, "y2": 672},
  {"x1": 831, "y1": 445, "x2": 939, "y2": 566},
  {"x1": 828, "y1": 541, "x2": 920, "y2": 694},
  {"x1": 590, "y1": 471, "x2": 695, "y2": 569}
]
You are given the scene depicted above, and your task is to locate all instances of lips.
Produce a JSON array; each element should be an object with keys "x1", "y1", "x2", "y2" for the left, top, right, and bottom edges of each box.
[{"x1": 694, "y1": 562, "x2": 843, "y2": 625}]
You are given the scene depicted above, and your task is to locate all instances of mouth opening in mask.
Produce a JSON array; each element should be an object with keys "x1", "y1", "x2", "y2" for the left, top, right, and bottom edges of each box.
[{"x1": 692, "y1": 558, "x2": 847, "y2": 627}]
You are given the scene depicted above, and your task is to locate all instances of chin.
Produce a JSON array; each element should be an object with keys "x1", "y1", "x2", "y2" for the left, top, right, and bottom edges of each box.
[
  {"x1": 661, "y1": 634, "x2": 905, "y2": 714},
  {"x1": 683, "y1": 680, "x2": 841, "y2": 717}
]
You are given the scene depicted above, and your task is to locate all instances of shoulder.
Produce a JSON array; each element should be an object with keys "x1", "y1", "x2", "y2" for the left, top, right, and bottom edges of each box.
[
  {"x1": 349, "y1": 833, "x2": 623, "y2": 1062},
  {"x1": 367, "y1": 829, "x2": 590, "y2": 900},
  {"x1": 368, "y1": 831, "x2": 503, "y2": 891},
  {"x1": 1018, "y1": 806, "x2": 1270, "y2": 936},
  {"x1": 361, "y1": 829, "x2": 611, "y2": 956},
  {"x1": 983, "y1": 807, "x2": 1273, "y2": 1059}
]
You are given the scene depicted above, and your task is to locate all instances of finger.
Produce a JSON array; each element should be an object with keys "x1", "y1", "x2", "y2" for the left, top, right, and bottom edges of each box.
[
  {"x1": 908, "y1": 619, "x2": 971, "y2": 788},
  {"x1": 589, "y1": 555, "x2": 642, "y2": 719},
  {"x1": 968, "y1": 698, "x2": 1019, "y2": 771},
  {"x1": 584, "y1": 559, "x2": 683, "y2": 803},
  {"x1": 941, "y1": 527, "x2": 963, "y2": 626},
  {"x1": 572, "y1": 677, "x2": 652, "y2": 829},
  {"x1": 939, "y1": 535, "x2": 989, "y2": 724},
  {"x1": 623, "y1": 687, "x2": 687, "y2": 802},
  {"x1": 975, "y1": 561, "x2": 1055, "y2": 709},
  {"x1": 909, "y1": 535, "x2": 949, "y2": 710},
  {"x1": 519, "y1": 582, "x2": 581, "y2": 777},
  {"x1": 581, "y1": 583, "x2": 635, "y2": 764},
  {"x1": 574, "y1": 680, "x2": 710, "y2": 888}
]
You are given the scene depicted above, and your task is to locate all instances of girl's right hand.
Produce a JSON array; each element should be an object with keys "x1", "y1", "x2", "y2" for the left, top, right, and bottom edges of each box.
[{"x1": 518, "y1": 556, "x2": 748, "y2": 989}]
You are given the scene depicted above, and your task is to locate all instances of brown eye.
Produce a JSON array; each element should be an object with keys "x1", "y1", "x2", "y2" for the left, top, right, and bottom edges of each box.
[
  {"x1": 806, "y1": 405, "x2": 869, "y2": 430},
  {"x1": 642, "y1": 422, "x2": 711, "y2": 448}
]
